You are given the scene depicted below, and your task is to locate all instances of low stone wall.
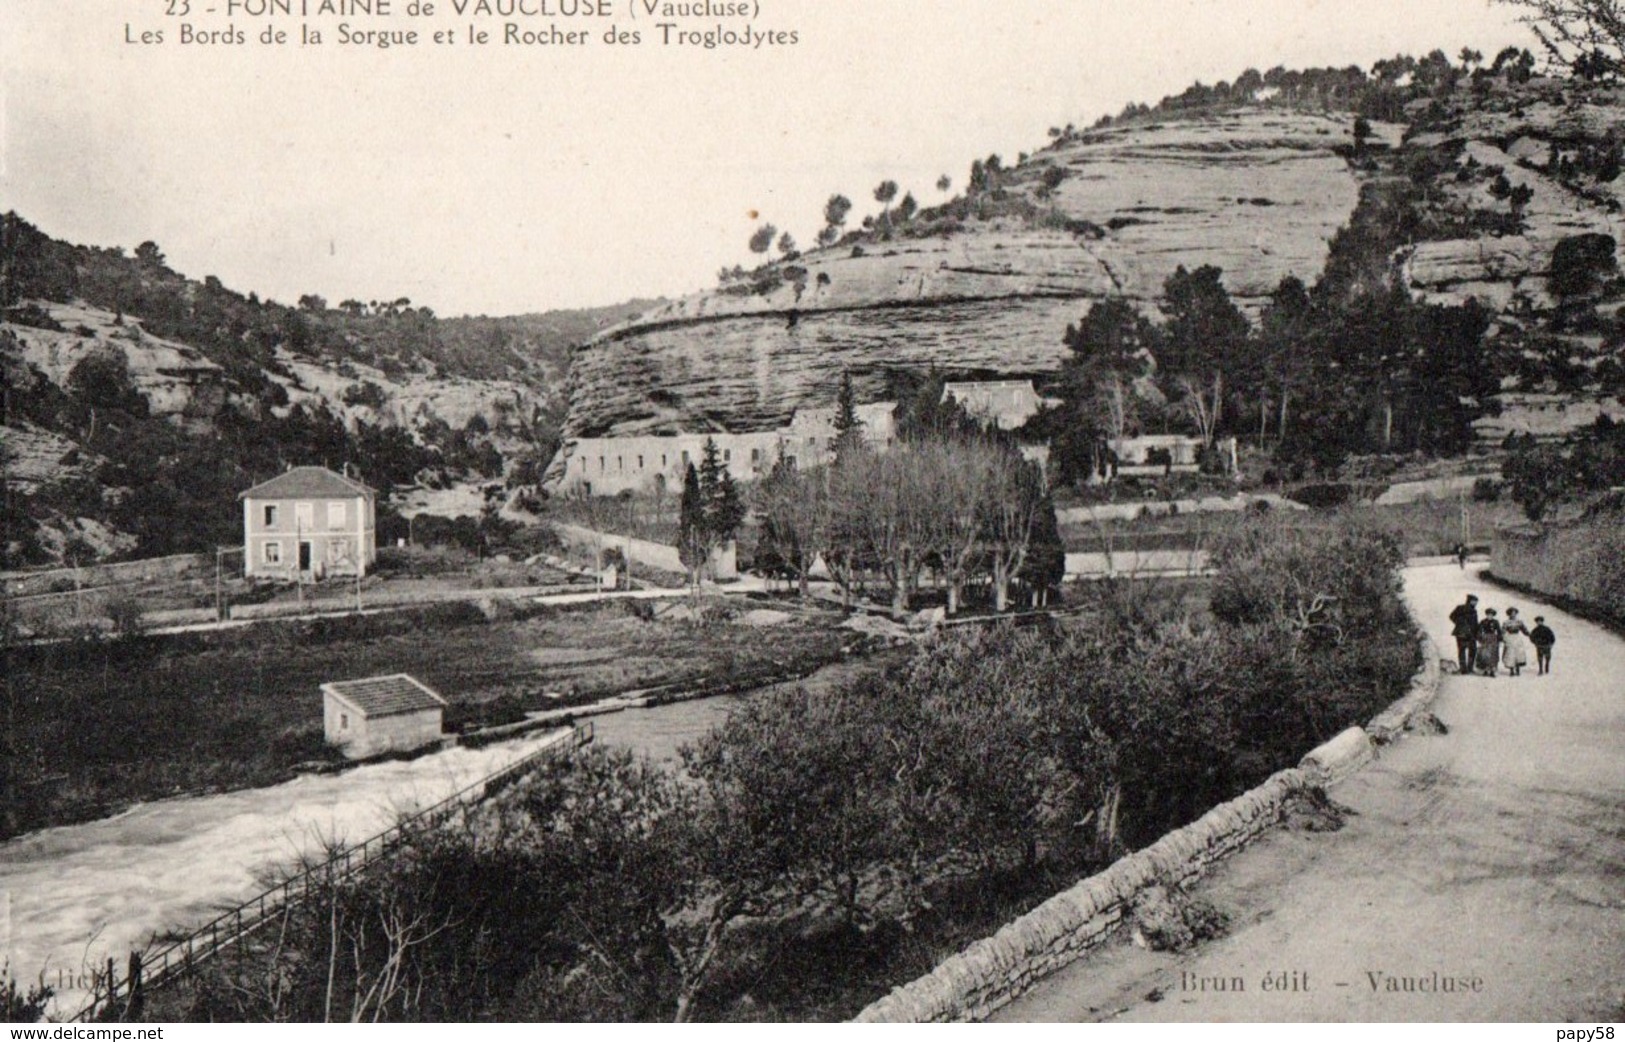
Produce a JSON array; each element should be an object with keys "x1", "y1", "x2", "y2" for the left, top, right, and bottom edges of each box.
[
  {"x1": 1367, "y1": 636, "x2": 1444, "y2": 744},
  {"x1": 552, "y1": 522, "x2": 686, "y2": 576},
  {"x1": 854, "y1": 633, "x2": 1445, "y2": 1023},
  {"x1": 853, "y1": 768, "x2": 1318, "y2": 1023}
]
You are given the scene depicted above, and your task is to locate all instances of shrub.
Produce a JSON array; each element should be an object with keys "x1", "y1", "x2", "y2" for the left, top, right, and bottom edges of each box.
[
  {"x1": 1549, "y1": 233, "x2": 1617, "y2": 298},
  {"x1": 1285, "y1": 482, "x2": 1355, "y2": 509},
  {"x1": 101, "y1": 588, "x2": 147, "y2": 637},
  {"x1": 1472, "y1": 476, "x2": 1502, "y2": 502},
  {"x1": 1, "y1": 965, "x2": 52, "y2": 1023}
]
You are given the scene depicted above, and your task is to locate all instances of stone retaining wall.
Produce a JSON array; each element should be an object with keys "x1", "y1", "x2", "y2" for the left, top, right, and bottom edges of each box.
[
  {"x1": 1492, "y1": 504, "x2": 1625, "y2": 625},
  {"x1": 853, "y1": 632, "x2": 1445, "y2": 1023}
]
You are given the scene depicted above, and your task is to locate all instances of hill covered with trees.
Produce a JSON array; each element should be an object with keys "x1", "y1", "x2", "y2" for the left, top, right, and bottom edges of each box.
[{"x1": 1, "y1": 213, "x2": 659, "y2": 567}]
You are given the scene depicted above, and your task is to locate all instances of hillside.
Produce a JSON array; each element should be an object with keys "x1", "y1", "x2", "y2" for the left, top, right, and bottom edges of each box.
[
  {"x1": 0, "y1": 216, "x2": 659, "y2": 567},
  {"x1": 552, "y1": 57, "x2": 1624, "y2": 475},
  {"x1": 560, "y1": 108, "x2": 1366, "y2": 441}
]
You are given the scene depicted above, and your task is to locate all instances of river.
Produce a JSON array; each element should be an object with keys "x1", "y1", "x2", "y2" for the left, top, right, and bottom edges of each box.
[
  {"x1": 0, "y1": 732, "x2": 566, "y2": 1014},
  {"x1": 0, "y1": 656, "x2": 877, "y2": 1016}
]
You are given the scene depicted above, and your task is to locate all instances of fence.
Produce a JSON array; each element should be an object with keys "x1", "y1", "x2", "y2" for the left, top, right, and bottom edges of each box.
[{"x1": 71, "y1": 721, "x2": 594, "y2": 1021}]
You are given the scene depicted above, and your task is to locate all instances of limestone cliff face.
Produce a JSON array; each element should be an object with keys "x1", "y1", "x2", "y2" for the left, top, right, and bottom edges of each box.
[
  {"x1": 560, "y1": 109, "x2": 1364, "y2": 448},
  {"x1": 1402, "y1": 81, "x2": 1625, "y2": 309},
  {"x1": 7, "y1": 302, "x2": 228, "y2": 429}
]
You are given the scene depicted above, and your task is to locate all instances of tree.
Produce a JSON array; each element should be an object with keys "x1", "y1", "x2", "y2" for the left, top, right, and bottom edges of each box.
[
  {"x1": 1549, "y1": 233, "x2": 1617, "y2": 297},
  {"x1": 1496, "y1": 0, "x2": 1625, "y2": 77},
  {"x1": 818, "y1": 194, "x2": 852, "y2": 247},
  {"x1": 1016, "y1": 491, "x2": 1066, "y2": 607},
  {"x1": 67, "y1": 347, "x2": 147, "y2": 416},
  {"x1": 895, "y1": 370, "x2": 982, "y2": 443},
  {"x1": 748, "y1": 223, "x2": 778, "y2": 255},
  {"x1": 776, "y1": 231, "x2": 797, "y2": 258},
  {"x1": 1053, "y1": 297, "x2": 1157, "y2": 484},
  {"x1": 134, "y1": 240, "x2": 166, "y2": 269},
  {"x1": 873, "y1": 180, "x2": 899, "y2": 234},
  {"x1": 822, "y1": 193, "x2": 852, "y2": 228},
  {"x1": 1459, "y1": 46, "x2": 1484, "y2": 69},
  {"x1": 936, "y1": 174, "x2": 952, "y2": 193},
  {"x1": 673, "y1": 440, "x2": 747, "y2": 587},
  {"x1": 1256, "y1": 275, "x2": 1316, "y2": 440},
  {"x1": 832, "y1": 371, "x2": 863, "y2": 458},
  {"x1": 981, "y1": 455, "x2": 1047, "y2": 612},
  {"x1": 753, "y1": 457, "x2": 827, "y2": 597},
  {"x1": 896, "y1": 192, "x2": 918, "y2": 223},
  {"x1": 1158, "y1": 265, "x2": 1250, "y2": 449},
  {"x1": 677, "y1": 463, "x2": 707, "y2": 588},
  {"x1": 702, "y1": 442, "x2": 746, "y2": 554}
]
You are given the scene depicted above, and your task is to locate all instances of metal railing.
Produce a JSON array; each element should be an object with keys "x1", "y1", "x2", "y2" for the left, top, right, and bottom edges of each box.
[{"x1": 70, "y1": 722, "x2": 593, "y2": 1021}]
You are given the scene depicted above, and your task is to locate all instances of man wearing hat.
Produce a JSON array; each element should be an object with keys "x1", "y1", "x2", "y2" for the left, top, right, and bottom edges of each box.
[{"x1": 1449, "y1": 593, "x2": 1480, "y2": 675}]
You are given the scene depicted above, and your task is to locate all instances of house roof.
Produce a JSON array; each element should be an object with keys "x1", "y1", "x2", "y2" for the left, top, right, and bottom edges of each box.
[
  {"x1": 240, "y1": 466, "x2": 375, "y2": 500},
  {"x1": 321, "y1": 674, "x2": 447, "y2": 718}
]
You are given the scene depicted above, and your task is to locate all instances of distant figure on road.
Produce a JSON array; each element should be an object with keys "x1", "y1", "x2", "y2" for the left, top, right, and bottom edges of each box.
[
  {"x1": 1475, "y1": 609, "x2": 1503, "y2": 677},
  {"x1": 1454, "y1": 542, "x2": 1468, "y2": 569},
  {"x1": 1530, "y1": 616, "x2": 1557, "y2": 675},
  {"x1": 1501, "y1": 607, "x2": 1531, "y2": 677},
  {"x1": 1450, "y1": 594, "x2": 1480, "y2": 674}
]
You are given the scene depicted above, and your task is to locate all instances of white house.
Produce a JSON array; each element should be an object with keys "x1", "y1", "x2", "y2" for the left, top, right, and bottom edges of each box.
[
  {"x1": 942, "y1": 380, "x2": 1055, "y2": 431},
  {"x1": 241, "y1": 466, "x2": 377, "y2": 580},
  {"x1": 321, "y1": 673, "x2": 448, "y2": 760}
]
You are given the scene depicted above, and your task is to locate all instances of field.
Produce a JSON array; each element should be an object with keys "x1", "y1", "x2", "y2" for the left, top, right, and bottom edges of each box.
[
  {"x1": 3, "y1": 545, "x2": 597, "y2": 639},
  {"x1": 1, "y1": 596, "x2": 854, "y2": 840}
]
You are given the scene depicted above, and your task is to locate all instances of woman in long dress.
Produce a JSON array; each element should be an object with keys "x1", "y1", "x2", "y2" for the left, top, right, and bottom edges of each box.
[
  {"x1": 1475, "y1": 609, "x2": 1503, "y2": 677},
  {"x1": 1501, "y1": 607, "x2": 1531, "y2": 677}
]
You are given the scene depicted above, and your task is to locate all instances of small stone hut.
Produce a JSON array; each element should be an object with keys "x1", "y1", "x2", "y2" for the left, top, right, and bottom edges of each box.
[{"x1": 321, "y1": 674, "x2": 448, "y2": 760}]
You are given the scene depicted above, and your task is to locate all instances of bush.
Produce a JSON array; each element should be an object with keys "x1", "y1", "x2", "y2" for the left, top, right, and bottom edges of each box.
[
  {"x1": 1471, "y1": 476, "x2": 1502, "y2": 502},
  {"x1": 1549, "y1": 233, "x2": 1616, "y2": 298},
  {"x1": 101, "y1": 589, "x2": 147, "y2": 637},
  {"x1": 1, "y1": 965, "x2": 53, "y2": 1023},
  {"x1": 1285, "y1": 482, "x2": 1355, "y2": 509}
]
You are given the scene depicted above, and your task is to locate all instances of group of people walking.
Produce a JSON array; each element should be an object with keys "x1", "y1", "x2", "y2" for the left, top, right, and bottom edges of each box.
[{"x1": 1449, "y1": 594, "x2": 1557, "y2": 677}]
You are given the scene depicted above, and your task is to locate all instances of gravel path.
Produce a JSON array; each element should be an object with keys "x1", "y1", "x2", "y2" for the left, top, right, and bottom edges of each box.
[{"x1": 995, "y1": 562, "x2": 1625, "y2": 1022}]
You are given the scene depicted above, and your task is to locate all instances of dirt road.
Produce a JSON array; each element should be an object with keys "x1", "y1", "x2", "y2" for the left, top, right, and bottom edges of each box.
[{"x1": 996, "y1": 563, "x2": 1625, "y2": 1022}]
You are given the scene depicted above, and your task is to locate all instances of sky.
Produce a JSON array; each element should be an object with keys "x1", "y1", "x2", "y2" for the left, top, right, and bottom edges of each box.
[{"x1": 1, "y1": 0, "x2": 1539, "y2": 317}]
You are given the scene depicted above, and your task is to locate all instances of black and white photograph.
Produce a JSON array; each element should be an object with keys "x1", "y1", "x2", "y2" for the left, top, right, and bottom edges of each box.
[{"x1": 2, "y1": 0, "x2": 1623, "y2": 1026}]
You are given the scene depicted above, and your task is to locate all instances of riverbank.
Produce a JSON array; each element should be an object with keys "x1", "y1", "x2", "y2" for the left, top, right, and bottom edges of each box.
[{"x1": 2, "y1": 595, "x2": 852, "y2": 841}]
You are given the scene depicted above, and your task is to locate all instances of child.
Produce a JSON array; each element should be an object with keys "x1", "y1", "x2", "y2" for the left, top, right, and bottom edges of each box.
[
  {"x1": 1475, "y1": 609, "x2": 1503, "y2": 677},
  {"x1": 1530, "y1": 616, "x2": 1556, "y2": 675}
]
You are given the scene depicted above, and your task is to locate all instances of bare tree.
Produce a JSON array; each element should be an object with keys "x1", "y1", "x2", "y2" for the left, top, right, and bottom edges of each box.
[
  {"x1": 753, "y1": 458, "x2": 829, "y2": 597},
  {"x1": 981, "y1": 456, "x2": 1045, "y2": 612},
  {"x1": 1497, "y1": 0, "x2": 1625, "y2": 76},
  {"x1": 1177, "y1": 371, "x2": 1223, "y2": 451}
]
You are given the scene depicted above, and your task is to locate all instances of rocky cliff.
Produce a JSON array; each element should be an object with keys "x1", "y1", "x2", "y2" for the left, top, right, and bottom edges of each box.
[{"x1": 559, "y1": 109, "x2": 1367, "y2": 447}]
